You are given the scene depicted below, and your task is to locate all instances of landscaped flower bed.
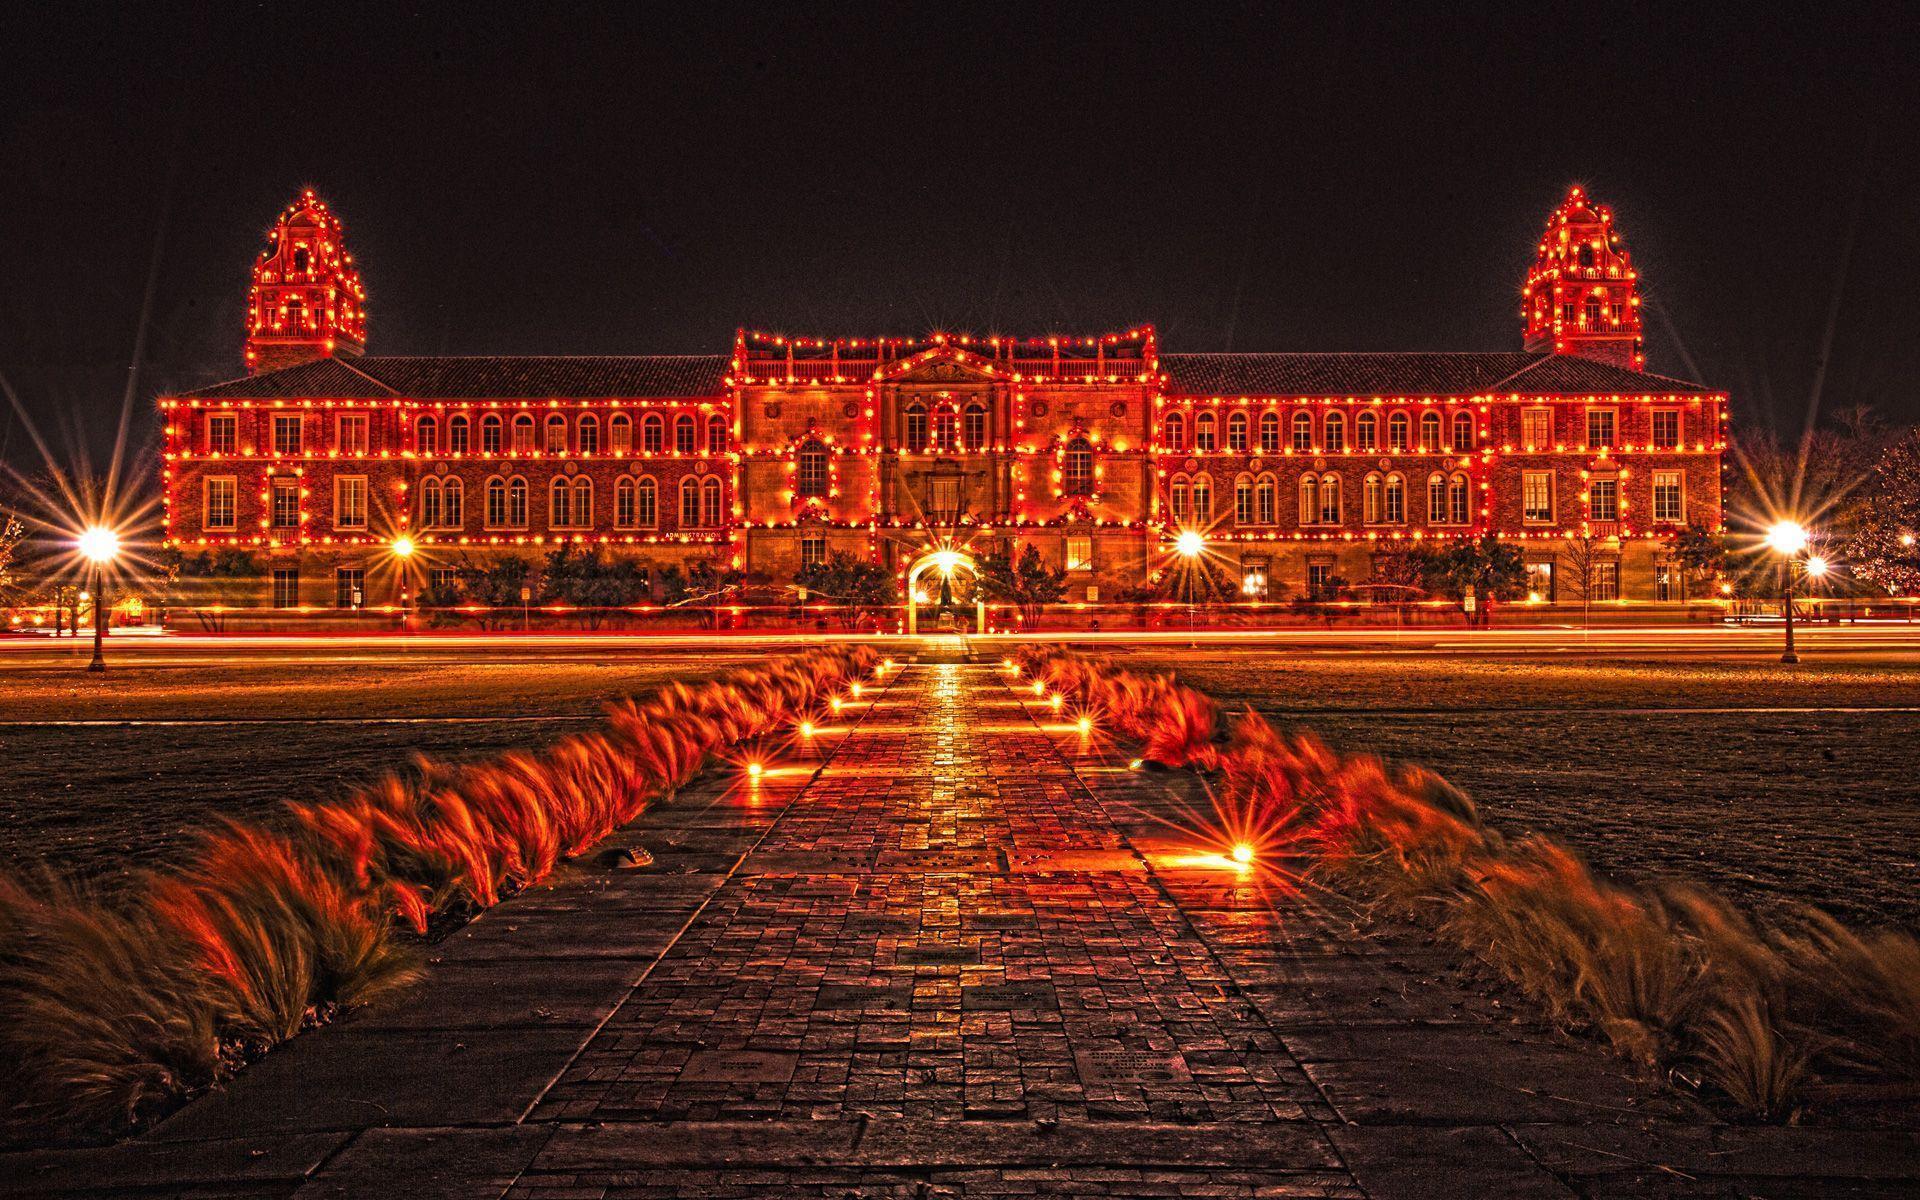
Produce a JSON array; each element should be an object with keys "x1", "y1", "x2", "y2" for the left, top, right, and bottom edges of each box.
[
  {"x1": 0, "y1": 645, "x2": 878, "y2": 1143},
  {"x1": 1010, "y1": 645, "x2": 1920, "y2": 1123}
]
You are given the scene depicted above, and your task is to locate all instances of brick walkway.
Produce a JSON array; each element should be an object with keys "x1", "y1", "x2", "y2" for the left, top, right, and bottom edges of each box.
[{"x1": 5, "y1": 655, "x2": 1915, "y2": 1198}]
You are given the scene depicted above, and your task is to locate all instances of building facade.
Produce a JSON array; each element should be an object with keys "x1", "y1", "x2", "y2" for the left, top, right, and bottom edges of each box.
[{"x1": 160, "y1": 187, "x2": 1726, "y2": 612}]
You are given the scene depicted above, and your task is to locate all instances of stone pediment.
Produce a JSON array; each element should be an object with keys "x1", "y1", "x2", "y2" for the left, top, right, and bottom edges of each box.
[{"x1": 876, "y1": 345, "x2": 1000, "y2": 385}]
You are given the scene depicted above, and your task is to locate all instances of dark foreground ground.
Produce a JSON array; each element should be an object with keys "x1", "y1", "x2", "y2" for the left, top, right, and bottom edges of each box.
[{"x1": 2, "y1": 639, "x2": 1917, "y2": 930}]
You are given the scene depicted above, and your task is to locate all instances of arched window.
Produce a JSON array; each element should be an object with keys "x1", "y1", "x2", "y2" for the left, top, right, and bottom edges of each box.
[
  {"x1": 706, "y1": 414, "x2": 728, "y2": 454},
  {"x1": 641, "y1": 413, "x2": 664, "y2": 454},
  {"x1": 963, "y1": 403, "x2": 988, "y2": 451},
  {"x1": 674, "y1": 414, "x2": 697, "y2": 455},
  {"x1": 1319, "y1": 474, "x2": 1341, "y2": 525},
  {"x1": 485, "y1": 476, "x2": 508, "y2": 527},
  {"x1": 1384, "y1": 473, "x2": 1405, "y2": 524},
  {"x1": 449, "y1": 414, "x2": 471, "y2": 456},
  {"x1": 511, "y1": 413, "x2": 535, "y2": 453},
  {"x1": 701, "y1": 477, "x2": 723, "y2": 527},
  {"x1": 415, "y1": 415, "x2": 438, "y2": 456},
  {"x1": 904, "y1": 402, "x2": 928, "y2": 452},
  {"x1": 1355, "y1": 410, "x2": 1378, "y2": 452},
  {"x1": 1419, "y1": 411, "x2": 1442, "y2": 452},
  {"x1": 1449, "y1": 473, "x2": 1471, "y2": 525},
  {"x1": 1298, "y1": 473, "x2": 1319, "y2": 525},
  {"x1": 1234, "y1": 474, "x2": 1255, "y2": 524},
  {"x1": 578, "y1": 414, "x2": 599, "y2": 455},
  {"x1": 1255, "y1": 473, "x2": 1278, "y2": 524},
  {"x1": 1451, "y1": 412, "x2": 1474, "y2": 452},
  {"x1": 610, "y1": 413, "x2": 632, "y2": 454},
  {"x1": 1387, "y1": 412, "x2": 1410, "y2": 453},
  {"x1": 1291, "y1": 410, "x2": 1314, "y2": 452},
  {"x1": 571, "y1": 478, "x2": 592, "y2": 527},
  {"x1": 1163, "y1": 412, "x2": 1187, "y2": 452},
  {"x1": 1063, "y1": 437, "x2": 1095, "y2": 495},
  {"x1": 507, "y1": 476, "x2": 528, "y2": 526},
  {"x1": 1195, "y1": 411, "x2": 1218, "y2": 452},
  {"x1": 1191, "y1": 473, "x2": 1213, "y2": 520},
  {"x1": 1259, "y1": 410, "x2": 1281, "y2": 454},
  {"x1": 545, "y1": 413, "x2": 569, "y2": 455},
  {"x1": 442, "y1": 477, "x2": 463, "y2": 528},
  {"x1": 480, "y1": 414, "x2": 503, "y2": 455},
  {"x1": 420, "y1": 478, "x2": 442, "y2": 529},
  {"x1": 1324, "y1": 411, "x2": 1346, "y2": 453},
  {"x1": 797, "y1": 439, "x2": 829, "y2": 498},
  {"x1": 550, "y1": 477, "x2": 572, "y2": 527},
  {"x1": 679, "y1": 476, "x2": 701, "y2": 526},
  {"x1": 615, "y1": 476, "x2": 637, "y2": 528},
  {"x1": 932, "y1": 405, "x2": 958, "y2": 452},
  {"x1": 1364, "y1": 473, "x2": 1383, "y2": 524},
  {"x1": 1169, "y1": 473, "x2": 1191, "y2": 524},
  {"x1": 1227, "y1": 412, "x2": 1249, "y2": 452},
  {"x1": 1427, "y1": 473, "x2": 1449, "y2": 523},
  {"x1": 636, "y1": 475, "x2": 656, "y2": 527}
]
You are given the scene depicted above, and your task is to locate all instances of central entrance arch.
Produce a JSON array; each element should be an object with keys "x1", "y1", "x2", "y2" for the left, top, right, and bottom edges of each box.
[{"x1": 903, "y1": 547, "x2": 985, "y2": 636}]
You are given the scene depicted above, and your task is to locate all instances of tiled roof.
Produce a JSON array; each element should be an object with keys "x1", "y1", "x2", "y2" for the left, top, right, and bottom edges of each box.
[
  {"x1": 182, "y1": 355, "x2": 731, "y2": 400},
  {"x1": 1160, "y1": 352, "x2": 1712, "y2": 397}
]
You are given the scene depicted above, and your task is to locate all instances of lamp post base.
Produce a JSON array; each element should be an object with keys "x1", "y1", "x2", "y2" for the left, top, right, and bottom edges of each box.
[{"x1": 1780, "y1": 651, "x2": 1799, "y2": 664}]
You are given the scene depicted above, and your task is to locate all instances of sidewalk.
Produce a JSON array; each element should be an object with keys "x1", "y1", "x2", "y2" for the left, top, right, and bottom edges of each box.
[{"x1": 4, "y1": 656, "x2": 1914, "y2": 1198}]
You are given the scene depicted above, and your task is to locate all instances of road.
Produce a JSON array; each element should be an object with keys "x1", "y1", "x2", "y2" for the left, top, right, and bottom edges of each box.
[{"x1": 3, "y1": 621, "x2": 1918, "y2": 670}]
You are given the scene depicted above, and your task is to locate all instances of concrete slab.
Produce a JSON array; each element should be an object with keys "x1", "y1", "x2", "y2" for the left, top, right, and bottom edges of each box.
[
  {"x1": 0, "y1": 1133, "x2": 348, "y2": 1197},
  {"x1": 292, "y1": 1125, "x2": 551, "y2": 1200},
  {"x1": 1329, "y1": 1125, "x2": 1576, "y2": 1199}
]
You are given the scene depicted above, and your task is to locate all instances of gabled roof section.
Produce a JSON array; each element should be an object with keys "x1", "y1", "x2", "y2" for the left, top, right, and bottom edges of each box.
[
  {"x1": 180, "y1": 355, "x2": 732, "y2": 400},
  {"x1": 1160, "y1": 351, "x2": 1712, "y2": 397}
]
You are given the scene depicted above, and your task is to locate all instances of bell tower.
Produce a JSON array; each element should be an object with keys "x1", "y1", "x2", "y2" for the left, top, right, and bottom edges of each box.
[
  {"x1": 1521, "y1": 185, "x2": 1643, "y2": 371},
  {"x1": 245, "y1": 189, "x2": 367, "y2": 375}
]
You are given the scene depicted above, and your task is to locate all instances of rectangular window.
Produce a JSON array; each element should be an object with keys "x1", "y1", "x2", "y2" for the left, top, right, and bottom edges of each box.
[
  {"x1": 928, "y1": 476, "x2": 959, "y2": 519},
  {"x1": 336, "y1": 567, "x2": 366, "y2": 609},
  {"x1": 270, "y1": 478, "x2": 301, "y2": 529},
  {"x1": 1521, "y1": 407, "x2": 1552, "y2": 448},
  {"x1": 428, "y1": 567, "x2": 457, "y2": 595},
  {"x1": 334, "y1": 475, "x2": 368, "y2": 529},
  {"x1": 1653, "y1": 470, "x2": 1684, "y2": 523},
  {"x1": 1593, "y1": 561, "x2": 1620, "y2": 602},
  {"x1": 1586, "y1": 408, "x2": 1616, "y2": 449},
  {"x1": 1307, "y1": 561, "x2": 1334, "y2": 600},
  {"x1": 1652, "y1": 409, "x2": 1681, "y2": 449},
  {"x1": 1522, "y1": 470, "x2": 1554, "y2": 523},
  {"x1": 1589, "y1": 478, "x2": 1619, "y2": 523},
  {"x1": 1065, "y1": 535, "x2": 1092, "y2": 572},
  {"x1": 336, "y1": 413, "x2": 369, "y2": 455},
  {"x1": 1241, "y1": 559, "x2": 1269, "y2": 599},
  {"x1": 207, "y1": 413, "x2": 238, "y2": 454},
  {"x1": 1654, "y1": 562, "x2": 1676, "y2": 602},
  {"x1": 271, "y1": 568, "x2": 299, "y2": 608},
  {"x1": 204, "y1": 477, "x2": 237, "y2": 530},
  {"x1": 272, "y1": 414, "x2": 303, "y2": 456},
  {"x1": 800, "y1": 535, "x2": 826, "y2": 568},
  {"x1": 1525, "y1": 560, "x2": 1554, "y2": 602}
]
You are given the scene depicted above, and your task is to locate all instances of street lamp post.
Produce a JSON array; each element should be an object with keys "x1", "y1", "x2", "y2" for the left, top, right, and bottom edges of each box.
[
  {"x1": 391, "y1": 536, "x2": 416, "y2": 632},
  {"x1": 1175, "y1": 530, "x2": 1205, "y2": 646},
  {"x1": 1765, "y1": 521, "x2": 1810, "y2": 665},
  {"x1": 77, "y1": 526, "x2": 119, "y2": 673}
]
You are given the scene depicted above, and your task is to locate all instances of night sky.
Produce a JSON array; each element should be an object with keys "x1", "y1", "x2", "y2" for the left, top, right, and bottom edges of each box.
[{"x1": 2, "y1": 3, "x2": 1915, "y2": 480}]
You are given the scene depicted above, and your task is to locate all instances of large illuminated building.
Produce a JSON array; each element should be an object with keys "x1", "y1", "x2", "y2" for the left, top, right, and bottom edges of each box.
[{"x1": 159, "y1": 187, "x2": 1725, "y2": 613}]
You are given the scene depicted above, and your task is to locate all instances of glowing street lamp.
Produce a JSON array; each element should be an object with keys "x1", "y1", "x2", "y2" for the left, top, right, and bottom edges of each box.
[
  {"x1": 1765, "y1": 521, "x2": 1811, "y2": 664},
  {"x1": 77, "y1": 526, "x2": 120, "y2": 673},
  {"x1": 391, "y1": 535, "x2": 417, "y2": 624},
  {"x1": 1175, "y1": 529, "x2": 1205, "y2": 645}
]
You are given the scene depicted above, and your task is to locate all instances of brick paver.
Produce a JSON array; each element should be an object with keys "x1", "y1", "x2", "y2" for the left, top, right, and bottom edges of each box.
[{"x1": 6, "y1": 653, "x2": 1915, "y2": 1199}]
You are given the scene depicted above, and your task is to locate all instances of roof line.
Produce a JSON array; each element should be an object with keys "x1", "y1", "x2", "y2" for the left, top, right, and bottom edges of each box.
[{"x1": 330, "y1": 357, "x2": 400, "y2": 395}]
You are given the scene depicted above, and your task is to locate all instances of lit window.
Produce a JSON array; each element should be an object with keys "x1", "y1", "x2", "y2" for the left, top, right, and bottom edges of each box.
[
  {"x1": 1227, "y1": 412, "x2": 1249, "y2": 452},
  {"x1": 610, "y1": 413, "x2": 632, "y2": 454},
  {"x1": 1419, "y1": 411, "x2": 1442, "y2": 452},
  {"x1": 1355, "y1": 410, "x2": 1378, "y2": 451},
  {"x1": 337, "y1": 413, "x2": 369, "y2": 455},
  {"x1": 701, "y1": 477, "x2": 723, "y2": 526},
  {"x1": 272, "y1": 414, "x2": 303, "y2": 456},
  {"x1": 1063, "y1": 438, "x2": 1095, "y2": 495},
  {"x1": 1255, "y1": 473, "x2": 1277, "y2": 525},
  {"x1": 1521, "y1": 407, "x2": 1552, "y2": 447},
  {"x1": 1525, "y1": 561, "x2": 1554, "y2": 602},
  {"x1": 1383, "y1": 474, "x2": 1405, "y2": 524},
  {"x1": 1191, "y1": 473, "x2": 1212, "y2": 520},
  {"x1": 1589, "y1": 477, "x2": 1619, "y2": 522},
  {"x1": 1169, "y1": 474, "x2": 1190, "y2": 523},
  {"x1": 1291, "y1": 410, "x2": 1313, "y2": 452},
  {"x1": 1259, "y1": 411, "x2": 1281, "y2": 454},
  {"x1": 271, "y1": 478, "x2": 300, "y2": 528},
  {"x1": 578, "y1": 415, "x2": 599, "y2": 455},
  {"x1": 1318, "y1": 474, "x2": 1341, "y2": 524},
  {"x1": 1163, "y1": 411, "x2": 1187, "y2": 452},
  {"x1": 1592, "y1": 561, "x2": 1620, "y2": 601},
  {"x1": 1522, "y1": 471, "x2": 1554, "y2": 523},
  {"x1": 1065, "y1": 535, "x2": 1092, "y2": 572},
  {"x1": 334, "y1": 476, "x2": 367, "y2": 529},
  {"x1": 801, "y1": 536, "x2": 826, "y2": 567},
  {"x1": 1427, "y1": 474, "x2": 1449, "y2": 523},
  {"x1": 1653, "y1": 471, "x2": 1684, "y2": 523},
  {"x1": 1195, "y1": 411, "x2": 1217, "y2": 451},
  {"x1": 204, "y1": 477, "x2": 237, "y2": 530},
  {"x1": 207, "y1": 413, "x2": 238, "y2": 454}
]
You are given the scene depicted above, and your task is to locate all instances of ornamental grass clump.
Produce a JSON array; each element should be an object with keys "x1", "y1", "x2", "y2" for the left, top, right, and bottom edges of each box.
[
  {"x1": 0, "y1": 646, "x2": 870, "y2": 1144},
  {"x1": 1027, "y1": 649, "x2": 1920, "y2": 1121}
]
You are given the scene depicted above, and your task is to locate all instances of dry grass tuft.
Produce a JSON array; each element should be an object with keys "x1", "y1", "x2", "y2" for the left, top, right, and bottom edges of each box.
[
  {"x1": 0, "y1": 646, "x2": 867, "y2": 1144},
  {"x1": 1033, "y1": 649, "x2": 1920, "y2": 1121}
]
